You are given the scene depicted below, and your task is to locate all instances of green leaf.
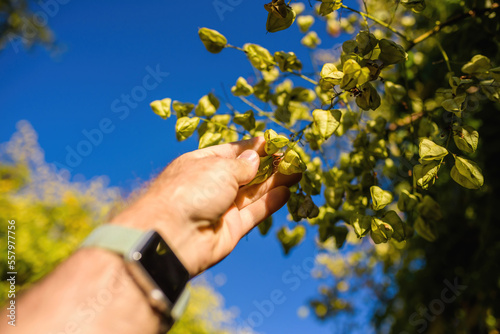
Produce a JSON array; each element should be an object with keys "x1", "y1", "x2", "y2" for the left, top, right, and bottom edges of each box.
[
  {"x1": 243, "y1": 43, "x2": 275, "y2": 71},
  {"x1": 301, "y1": 31, "x2": 321, "y2": 49},
  {"x1": 301, "y1": 170, "x2": 322, "y2": 196},
  {"x1": 397, "y1": 189, "x2": 418, "y2": 212},
  {"x1": 247, "y1": 155, "x2": 275, "y2": 186},
  {"x1": 264, "y1": 129, "x2": 289, "y2": 155},
  {"x1": 195, "y1": 93, "x2": 220, "y2": 117},
  {"x1": 231, "y1": 77, "x2": 254, "y2": 97},
  {"x1": 258, "y1": 216, "x2": 273, "y2": 236},
  {"x1": 296, "y1": 15, "x2": 315, "y2": 33},
  {"x1": 277, "y1": 225, "x2": 306, "y2": 254},
  {"x1": 441, "y1": 93, "x2": 466, "y2": 113},
  {"x1": 318, "y1": 0, "x2": 342, "y2": 16},
  {"x1": 419, "y1": 138, "x2": 448, "y2": 163},
  {"x1": 370, "y1": 186, "x2": 393, "y2": 211},
  {"x1": 378, "y1": 39, "x2": 407, "y2": 65},
  {"x1": 355, "y1": 82, "x2": 381, "y2": 111},
  {"x1": 312, "y1": 109, "x2": 342, "y2": 139},
  {"x1": 414, "y1": 161, "x2": 440, "y2": 190},
  {"x1": 400, "y1": 0, "x2": 426, "y2": 12},
  {"x1": 414, "y1": 216, "x2": 437, "y2": 242},
  {"x1": 150, "y1": 98, "x2": 171, "y2": 119},
  {"x1": 172, "y1": 101, "x2": 194, "y2": 118},
  {"x1": 453, "y1": 125, "x2": 478, "y2": 154},
  {"x1": 175, "y1": 117, "x2": 200, "y2": 141},
  {"x1": 297, "y1": 194, "x2": 319, "y2": 219},
  {"x1": 198, "y1": 28, "x2": 227, "y2": 54},
  {"x1": 451, "y1": 156, "x2": 484, "y2": 189},
  {"x1": 370, "y1": 217, "x2": 393, "y2": 244},
  {"x1": 384, "y1": 81, "x2": 407, "y2": 103},
  {"x1": 274, "y1": 51, "x2": 303, "y2": 72},
  {"x1": 340, "y1": 59, "x2": 370, "y2": 90},
  {"x1": 198, "y1": 132, "x2": 222, "y2": 149},
  {"x1": 356, "y1": 31, "x2": 378, "y2": 56},
  {"x1": 351, "y1": 213, "x2": 371, "y2": 238},
  {"x1": 278, "y1": 147, "x2": 307, "y2": 175},
  {"x1": 461, "y1": 54, "x2": 491, "y2": 74},
  {"x1": 320, "y1": 63, "x2": 344, "y2": 85},
  {"x1": 324, "y1": 186, "x2": 344, "y2": 209},
  {"x1": 417, "y1": 195, "x2": 442, "y2": 221},
  {"x1": 233, "y1": 110, "x2": 256, "y2": 131},
  {"x1": 381, "y1": 211, "x2": 412, "y2": 242},
  {"x1": 290, "y1": 87, "x2": 316, "y2": 102},
  {"x1": 265, "y1": 1, "x2": 296, "y2": 33}
]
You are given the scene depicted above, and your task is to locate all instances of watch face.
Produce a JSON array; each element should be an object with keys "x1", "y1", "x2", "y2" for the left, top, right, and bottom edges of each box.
[{"x1": 133, "y1": 232, "x2": 190, "y2": 304}]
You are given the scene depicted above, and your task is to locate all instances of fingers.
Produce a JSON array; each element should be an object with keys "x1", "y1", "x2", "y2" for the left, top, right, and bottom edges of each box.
[
  {"x1": 224, "y1": 150, "x2": 261, "y2": 186},
  {"x1": 237, "y1": 186, "x2": 290, "y2": 234},
  {"x1": 195, "y1": 136, "x2": 266, "y2": 159},
  {"x1": 234, "y1": 172, "x2": 302, "y2": 209}
]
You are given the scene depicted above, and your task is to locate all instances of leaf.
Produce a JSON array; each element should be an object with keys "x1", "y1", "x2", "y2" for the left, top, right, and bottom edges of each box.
[
  {"x1": 231, "y1": 77, "x2": 254, "y2": 97},
  {"x1": 355, "y1": 83, "x2": 381, "y2": 111},
  {"x1": 198, "y1": 132, "x2": 222, "y2": 149},
  {"x1": 381, "y1": 211, "x2": 412, "y2": 242},
  {"x1": 300, "y1": 170, "x2": 322, "y2": 196},
  {"x1": 247, "y1": 155, "x2": 275, "y2": 186},
  {"x1": 243, "y1": 43, "x2": 275, "y2": 71},
  {"x1": 278, "y1": 147, "x2": 307, "y2": 175},
  {"x1": 195, "y1": 93, "x2": 220, "y2": 117},
  {"x1": 233, "y1": 110, "x2": 256, "y2": 131},
  {"x1": 172, "y1": 101, "x2": 194, "y2": 118},
  {"x1": 453, "y1": 125, "x2": 478, "y2": 154},
  {"x1": 414, "y1": 161, "x2": 440, "y2": 190},
  {"x1": 461, "y1": 54, "x2": 491, "y2": 74},
  {"x1": 384, "y1": 81, "x2": 407, "y2": 103},
  {"x1": 451, "y1": 156, "x2": 484, "y2": 189},
  {"x1": 340, "y1": 59, "x2": 370, "y2": 90},
  {"x1": 274, "y1": 51, "x2": 303, "y2": 72},
  {"x1": 378, "y1": 39, "x2": 407, "y2": 65},
  {"x1": 320, "y1": 63, "x2": 344, "y2": 85},
  {"x1": 175, "y1": 117, "x2": 200, "y2": 141},
  {"x1": 324, "y1": 186, "x2": 344, "y2": 209},
  {"x1": 351, "y1": 213, "x2": 371, "y2": 238},
  {"x1": 297, "y1": 15, "x2": 315, "y2": 33},
  {"x1": 370, "y1": 186, "x2": 393, "y2": 211},
  {"x1": 397, "y1": 189, "x2": 419, "y2": 212},
  {"x1": 150, "y1": 98, "x2": 171, "y2": 119},
  {"x1": 318, "y1": 0, "x2": 342, "y2": 16},
  {"x1": 264, "y1": 129, "x2": 289, "y2": 155},
  {"x1": 257, "y1": 216, "x2": 273, "y2": 235},
  {"x1": 419, "y1": 138, "x2": 448, "y2": 163},
  {"x1": 417, "y1": 195, "x2": 442, "y2": 221},
  {"x1": 370, "y1": 217, "x2": 393, "y2": 244},
  {"x1": 400, "y1": 0, "x2": 426, "y2": 12},
  {"x1": 441, "y1": 93, "x2": 466, "y2": 113},
  {"x1": 312, "y1": 109, "x2": 342, "y2": 139},
  {"x1": 277, "y1": 225, "x2": 306, "y2": 254},
  {"x1": 297, "y1": 194, "x2": 319, "y2": 219},
  {"x1": 265, "y1": 0, "x2": 296, "y2": 33},
  {"x1": 355, "y1": 31, "x2": 378, "y2": 56},
  {"x1": 414, "y1": 216, "x2": 437, "y2": 242},
  {"x1": 301, "y1": 31, "x2": 321, "y2": 49},
  {"x1": 198, "y1": 28, "x2": 227, "y2": 54}
]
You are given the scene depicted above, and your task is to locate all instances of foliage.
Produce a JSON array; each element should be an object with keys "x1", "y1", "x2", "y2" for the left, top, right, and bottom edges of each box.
[
  {"x1": 151, "y1": 0, "x2": 500, "y2": 332},
  {"x1": 0, "y1": 121, "x2": 254, "y2": 333}
]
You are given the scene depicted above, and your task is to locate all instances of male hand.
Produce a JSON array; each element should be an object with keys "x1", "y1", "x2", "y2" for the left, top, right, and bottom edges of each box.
[{"x1": 111, "y1": 137, "x2": 301, "y2": 276}]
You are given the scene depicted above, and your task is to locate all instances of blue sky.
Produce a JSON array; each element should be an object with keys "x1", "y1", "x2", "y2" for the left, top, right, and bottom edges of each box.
[{"x1": 0, "y1": 1, "x2": 359, "y2": 332}]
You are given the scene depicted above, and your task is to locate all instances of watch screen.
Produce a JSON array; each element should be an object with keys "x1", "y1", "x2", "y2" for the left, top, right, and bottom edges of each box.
[{"x1": 137, "y1": 232, "x2": 190, "y2": 303}]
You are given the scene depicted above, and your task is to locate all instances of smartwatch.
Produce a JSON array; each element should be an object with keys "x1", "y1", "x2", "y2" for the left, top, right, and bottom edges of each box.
[{"x1": 80, "y1": 224, "x2": 190, "y2": 328}]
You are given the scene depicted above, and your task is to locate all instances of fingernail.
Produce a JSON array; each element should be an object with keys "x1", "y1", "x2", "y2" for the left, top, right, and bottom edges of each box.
[{"x1": 238, "y1": 150, "x2": 258, "y2": 163}]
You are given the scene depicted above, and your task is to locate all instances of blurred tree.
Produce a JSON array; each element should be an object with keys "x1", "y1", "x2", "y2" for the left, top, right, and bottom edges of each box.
[{"x1": 0, "y1": 121, "x2": 251, "y2": 334}]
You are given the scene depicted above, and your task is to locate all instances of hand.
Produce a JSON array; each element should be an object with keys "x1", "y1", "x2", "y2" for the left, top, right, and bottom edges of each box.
[{"x1": 111, "y1": 137, "x2": 301, "y2": 276}]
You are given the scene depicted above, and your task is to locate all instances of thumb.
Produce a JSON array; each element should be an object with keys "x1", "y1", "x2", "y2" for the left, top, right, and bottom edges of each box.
[{"x1": 232, "y1": 150, "x2": 260, "y2": 185}]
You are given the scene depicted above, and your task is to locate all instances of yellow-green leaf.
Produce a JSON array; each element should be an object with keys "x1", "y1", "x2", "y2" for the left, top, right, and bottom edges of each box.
[
  {"x1": 414, "y1": 216, "x2": 437, "y2": 242},
  {"x1": 378, "y1": 39, "x2": 407, "y2": 65},
  {"x1": 195, "y1": 93, "x2": 220, "y2": 117},
  {"x1": 351, "y1": 213, "x2": 371, "y2": 238},
  {"x1": 198, "y1": 132, "x2": 222, "y2": 149},
  {"x1": 414, "y1": 161, "x2": 440, "y2": 190},
  {"x1": 320, "y1": 63, "x2": 344, "y2": 85},
  {"x1": 453, "y1": 125, "x2": 478, "y2": 154},
  {"x1": 451, "y1": 156, "x2": 484, "y2": 189},
  {"x1": 370, "y1": 185, "x2": 393, "y2": 211},
  {"x1": 301, "y1": 31, "x2": 321, "y2": 49},
  {"x1": 277, "y1": 225, "x2": 306, "y2": 254},
  {"x1": 231, "y1": 77, "x2": 254, "y2": 97},
  {"x1": 265, "y1": 1, "x2": 296, "y2": 33},
  {"x1": 312, "y1": 109, "x2": 342, "y2": 139},
  {"x1": 278, "y1": 147, "x2": 307, "y2": 175},
  {"x1": 175, "y1": 117, "x2": 200, "y2": 141},
  {"x1": 243, "y1": 43, "x2": 275, "y2": 71},
  {"x1": 264, "y1": 129, "x2": 289, "y2": 155},
  {"x1": 419, "y1": 138, "x2": 448, "y2": 163},
  {"x1": 340, "y1": 59, "x2": 370, "y2": 90},
  {"x1": 370, "y1": 217, "x2": 393, "y2": 244},
  {"x1": 461, "y1": 54, "x2": 491, "y2": 74},
  {"x1": 247, "y1": 155, "x2": 274, "y2": 186},
  {"x1": 198, "y1": 28, "x2": 227, "y2": 54},
  {"x1": 274, "y1": 51, "x2": 303, "y2": 72},
  {"x1": 297, "y1": 15, "x2": 315, "y2": 33},
  {"x1": 150, "y1": 98, "x2": 171, "y2": 119},
  {"x1": 172, "y1": 101, "x2": 194, "y2": 118},
  {"x1": 233, "y1": 110, "x2": 256, "y2": 131}
]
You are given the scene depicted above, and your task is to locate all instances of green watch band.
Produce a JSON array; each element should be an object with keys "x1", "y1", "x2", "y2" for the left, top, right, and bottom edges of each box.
[
  {"x1": 80, "y1": 224, "x2": 190, "y2": 326},
  {"x1": 81, "y1": 224, "x2": 144, "y2": 254}
]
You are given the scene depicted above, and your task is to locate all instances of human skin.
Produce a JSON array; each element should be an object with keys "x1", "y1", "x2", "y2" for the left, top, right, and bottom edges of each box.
[{"x1": 0, "y1": 137, "x2": 301, "y2": 334}]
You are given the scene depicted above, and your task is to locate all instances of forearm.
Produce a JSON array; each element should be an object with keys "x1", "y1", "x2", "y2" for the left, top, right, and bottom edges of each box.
[{"x1": 1, "y1": 248, "x2": 163, "y2": 334}]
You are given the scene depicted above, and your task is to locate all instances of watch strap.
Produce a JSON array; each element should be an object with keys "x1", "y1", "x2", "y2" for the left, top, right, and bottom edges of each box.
[{"x1": 80, "y1": 224, "x2": 144, "y2": 255}]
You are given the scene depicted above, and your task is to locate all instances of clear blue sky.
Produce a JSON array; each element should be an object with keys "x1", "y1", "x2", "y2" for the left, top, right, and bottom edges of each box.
[{"x1": 0, "y1": 1, "x2": 362, "y2": 333}]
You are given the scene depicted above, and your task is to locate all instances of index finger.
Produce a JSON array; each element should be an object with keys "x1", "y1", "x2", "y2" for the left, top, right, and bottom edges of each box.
[{"x1": 194, "y1": 136, "x2": 266, "y2": 159}]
